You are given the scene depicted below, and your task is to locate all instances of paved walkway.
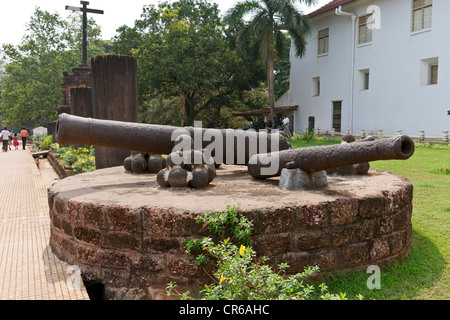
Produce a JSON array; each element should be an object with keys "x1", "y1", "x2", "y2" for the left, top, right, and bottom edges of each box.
[{"x1": 0, "y1": 145, "x2": 89, "y2": 300}]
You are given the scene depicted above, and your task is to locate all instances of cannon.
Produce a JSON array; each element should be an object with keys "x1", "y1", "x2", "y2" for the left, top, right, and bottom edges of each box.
[
  {"x1": 55, "y1": 113, "x2": 292, "y2": 165},
  {"x1": 248, "y1": 135, "x2": 415, "y2": 179}
]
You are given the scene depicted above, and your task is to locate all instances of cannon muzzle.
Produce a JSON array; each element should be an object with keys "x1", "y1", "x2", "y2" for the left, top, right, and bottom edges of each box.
[
  {"x1": 248, "y1": 135, "x2": 415, "y2": 179},
  {"x1": 55, "y1": 113, "x2": 292, "y2": 165}
]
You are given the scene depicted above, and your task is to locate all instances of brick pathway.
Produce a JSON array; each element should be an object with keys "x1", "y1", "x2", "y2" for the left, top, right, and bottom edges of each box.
[{"x1": 0, "y1": 146, "x2": 89, "y2": 300}]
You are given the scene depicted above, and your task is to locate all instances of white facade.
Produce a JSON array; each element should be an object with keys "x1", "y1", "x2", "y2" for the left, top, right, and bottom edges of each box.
[{"x1": 285, "y1": 0, "x2": 450, "y2": 137}]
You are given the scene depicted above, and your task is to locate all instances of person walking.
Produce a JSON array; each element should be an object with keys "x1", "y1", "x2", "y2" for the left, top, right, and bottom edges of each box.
[
  {"x1": 1, "y1": 127, "x2": 10, "y2": 152},
  {"x1": 13, "y1": 133, "x2": 20, "y2": 150},
  {"x1": 282, "y1": 115, "x2": 291, "y2": 139},
  {"x1": 20, "y1": 128, "x2": 29, "y2": 150},
  {"x1": 8, "y1": 132, "x2": 13, "y2": 150}
]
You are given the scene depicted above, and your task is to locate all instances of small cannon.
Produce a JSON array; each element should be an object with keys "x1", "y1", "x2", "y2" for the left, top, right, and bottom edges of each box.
[{"x1": 247, "y1": 135, "x2": 415, "y2": 179}]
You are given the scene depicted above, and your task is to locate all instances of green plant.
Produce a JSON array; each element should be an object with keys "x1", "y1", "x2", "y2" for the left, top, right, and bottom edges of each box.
[
  {"x1": 31, "y1": 133, "x2": 47, "y2": 150},
  {"x1": 51, "y1": 144, "x2": 95, "y2": 174},
  {"x1": 428, "y1": 165, "x2": 449, "y2": 175},
  {"x1": 40, "y1": 135, "x2": 53, "y2": 151},
  {"x1": 291, "y1": 129, "x2": 316, "y2": 143},
  {"x1": 414, "y1": 142, "x2": 450, "y2": 150},
  {"x1": 168, "y1": 205, "x2": 358, "y2": 300},
  {"x1": 71, "y1": 153, "x2": 96, "y2": 174}
]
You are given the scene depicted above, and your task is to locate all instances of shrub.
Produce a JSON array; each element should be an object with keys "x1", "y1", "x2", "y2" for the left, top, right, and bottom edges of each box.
[
  {"x1": 428, "y1": 165, "x2": 450, "y2": 175},
  {"x1": 51, "y1": 144, "x2": 96, "y2": 174},
  {"x1": 167, "y1": 205, "x2": 360, "y2": 300},
  {"x1": 40, "y1": 135, "x2": 53, "y2": 151}
]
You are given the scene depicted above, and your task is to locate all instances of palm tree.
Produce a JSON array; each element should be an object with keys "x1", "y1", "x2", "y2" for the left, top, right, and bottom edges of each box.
[{"x1": 226, "y1": 0, "x2": 315, "y2": 127}]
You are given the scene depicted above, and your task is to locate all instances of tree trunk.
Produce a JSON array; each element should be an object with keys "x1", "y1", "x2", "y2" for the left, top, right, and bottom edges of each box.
[
  {"x1": 184, "y1": 94, "x2": 195, "y2": 126},
  {"x1": 267, "y1": 57, "x2": 276, "y2": 128}
]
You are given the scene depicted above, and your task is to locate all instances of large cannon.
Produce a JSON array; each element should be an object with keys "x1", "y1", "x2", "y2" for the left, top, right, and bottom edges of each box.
[
  {"x1": 55, "y1": 113, "x2": 292, "y2": 165},
  {"x1": 248, "y1": 135, "x2": 415, "y2": 179}
]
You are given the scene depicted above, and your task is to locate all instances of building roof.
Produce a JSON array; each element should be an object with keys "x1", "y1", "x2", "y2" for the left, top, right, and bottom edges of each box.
[
  {"x1": 233, "y1": 105, "x2": 298, "y2": 117},
  {"x1": 308, "y1": 0, "x2": 356, "y2": 18}
]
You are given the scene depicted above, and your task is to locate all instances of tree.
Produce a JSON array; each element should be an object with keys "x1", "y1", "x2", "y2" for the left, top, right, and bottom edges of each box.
[
  {"x1": 226, "y1": 0, "x2": 315, "y2": 127},
  {"x1": 0, "y1": 8, "x2": 104, "y2": 128},
  {"x1": 113, "y1": 0, "x2": 265, "y2": 127},
  {"x1": 274, "y1": 33, "x2": 291, "y2": 100}
]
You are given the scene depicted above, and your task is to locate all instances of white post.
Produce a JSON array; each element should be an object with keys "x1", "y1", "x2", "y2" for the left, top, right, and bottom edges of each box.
[
  {"x1": 443, "y1": 131, "x2": 449, "y2": 143},
  {"x1": 361, "y1": 129, "x2": 366, "y2": 139},
  {"x1": 419, "y1": 130, "x2": 425, "y2": 142},
  {"x1": 378, "y1": 129, "x2": 383, "y2": 138}
]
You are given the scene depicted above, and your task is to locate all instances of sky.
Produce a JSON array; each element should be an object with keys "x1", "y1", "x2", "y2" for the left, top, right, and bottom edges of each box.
[{"x1": 0, "y1": 0, "x2": 331, "y2": 48}]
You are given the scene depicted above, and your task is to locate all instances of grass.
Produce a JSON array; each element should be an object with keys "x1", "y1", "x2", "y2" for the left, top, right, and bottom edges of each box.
[{"x1": 290, "y1": 137, "x2": 449, "y2": 300}]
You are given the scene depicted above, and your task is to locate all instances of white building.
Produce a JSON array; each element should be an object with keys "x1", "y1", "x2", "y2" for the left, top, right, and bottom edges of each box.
[{"x1": 277, "y1": 0, "x2": 449, "y2": 138}]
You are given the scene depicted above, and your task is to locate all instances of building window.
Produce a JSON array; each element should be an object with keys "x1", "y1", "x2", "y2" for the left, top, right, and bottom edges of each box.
[
  {"x1": 358, "y1": 14, "x2": 373, "y2": 44},
  {"x1": 412, "y1": 0, "x2": 432, "y2": 32},
  {"x1": 312, "y1": 77, "x2": 320, "y2": 96},
  {"x1": 332, "y1": 101, "x2": 342, "y2": 133},
  {"x1": 429, "y1": 64, "x2": 438, "y2": 85},
  {"x1": 359, "y1": 69, "x2": 370, "y2": 90},
  {"x1": 318, "y1": 28, "x2": 329, "y2": 55},
  {"x1": 420, "y1": 57, "x2": 438, "y2": 85},
  {"x1": 308, "y1": 117, "x2": 315, "y2": 132}
]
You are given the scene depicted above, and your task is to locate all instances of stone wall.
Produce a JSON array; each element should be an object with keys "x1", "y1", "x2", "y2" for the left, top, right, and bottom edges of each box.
[{"x1": 48, "y1": 178, "x2": 413, "y2": 299}]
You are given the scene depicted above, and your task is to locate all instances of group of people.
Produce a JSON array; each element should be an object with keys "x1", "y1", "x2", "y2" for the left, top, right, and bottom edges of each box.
[{"x1": 1, "y1": 127, "x2": 29, "y2": 152}]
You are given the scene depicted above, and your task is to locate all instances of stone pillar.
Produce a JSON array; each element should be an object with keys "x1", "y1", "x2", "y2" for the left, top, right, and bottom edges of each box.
[
  {"x1": 91, "y1": 55, "x2": 138, "y2": 169},
  {"x1": 62, "y1": 64, "x2": 92, "y2": 107},
  {"x1": 70, "y1": 87, "x2": 93, "y2": 118}
]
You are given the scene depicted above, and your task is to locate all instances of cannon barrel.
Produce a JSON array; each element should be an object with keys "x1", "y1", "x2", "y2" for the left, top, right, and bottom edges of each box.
[
  {"x1": 55, "y1": 113, "x2": 292, "y2": 164},
  {"x1": 248, "y1": 135, "x2": 415, "y2": 179}
]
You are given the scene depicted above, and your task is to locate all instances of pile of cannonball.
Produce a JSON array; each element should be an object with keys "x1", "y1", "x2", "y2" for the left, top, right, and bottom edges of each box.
[
  {"x1": 123, "y1": 151, "x2": 166, "y2": 174},
  {"x1": 157, "y1": 134, "x2": 216, "y2": 189}
]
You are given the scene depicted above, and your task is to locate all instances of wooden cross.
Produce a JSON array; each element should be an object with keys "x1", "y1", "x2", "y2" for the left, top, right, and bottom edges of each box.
[{"x1": 66, "y1": 1, "x2": 104, "y2": 65}]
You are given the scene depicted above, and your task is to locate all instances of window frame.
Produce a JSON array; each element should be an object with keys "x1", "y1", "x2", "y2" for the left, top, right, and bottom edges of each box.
[
  {"x1": 317, "y1": 28, "x2": 329, "y2": 56},
  {"x1": 429, "y1": 64, "x2": 438, "y2": 85},
  {"x1": 411, "y1": 0, "x2": 432, "y2": 32},
  {"x1": 358, "y1": 13, "x2": 373, "y2": 45},
  {"x1": 359, "y1": 69, "x2": 370, "y2": 90},
  {"x1": 312, "y1": 77, "x2": 321, "y2": 96},
  {"x1": 332, "y1": 101, "x2": 342, "y2": 133}
]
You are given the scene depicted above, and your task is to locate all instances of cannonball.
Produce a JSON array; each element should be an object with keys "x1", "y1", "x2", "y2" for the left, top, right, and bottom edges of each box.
[
  {"x1": 189, "y1": 166, "x2": 210, "y2": 189},
  {"x1": 205, "y1": 163, "x2": 216, "y2": 183},
  {"x1": 341, "y1": 134, "x2": 355, "y2": 143},
  {"x1": 166, "y1": 151, "x2": 184, "y2": 168},
  {"x1": 156, "y1": 168, "x2": 170, "y2": 188},
  {"x1": 356, "y1": 162, "x2": 370, "y2": 175},
  {"x1": 186, "y1": 149, "x2": 205, "y2": 166},
  {"x1": 131, "y1": 153, "x2": 148, "y2": 173},
  {"x1": 336, "y1": 165, "x2": 356, "y2": 175},
  {"x1": 123, "y1": 156, "x2": 132, "y2": 172},
  {"x1": 148, "y1": 154, "x2": 165, "y2": 173},
  {"x1": 168, "y1": 166, "x2": 190, "y2": 188}
]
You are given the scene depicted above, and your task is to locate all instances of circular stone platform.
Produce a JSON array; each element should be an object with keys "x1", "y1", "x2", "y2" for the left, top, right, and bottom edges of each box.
[{"x1": 48, "y1": 165, "x2": 413, "y2": 300}]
